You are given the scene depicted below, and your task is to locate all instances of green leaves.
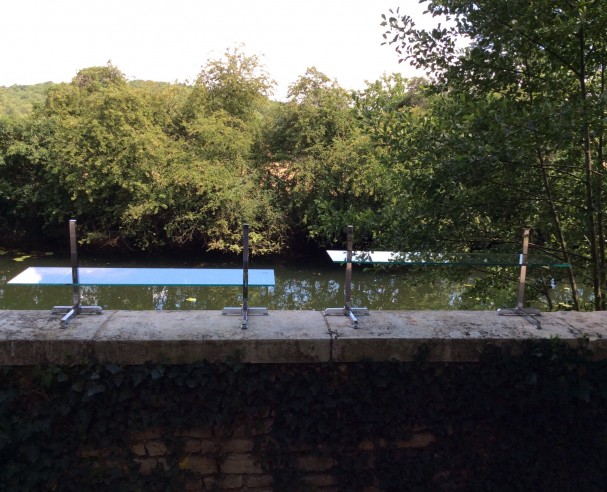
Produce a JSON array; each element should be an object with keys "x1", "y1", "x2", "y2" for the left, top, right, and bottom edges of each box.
[
  {"x1": 0, "y1": 52, "x2": 287, "y2": 253},
  {"x1": 381, "y1": 0, "x2": 607, "y2": 307}
]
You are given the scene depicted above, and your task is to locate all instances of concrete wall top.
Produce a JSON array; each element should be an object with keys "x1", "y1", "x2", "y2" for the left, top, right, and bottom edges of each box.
[{"x1": 0, "y1": 309, "x2": 605, "y2": 365}]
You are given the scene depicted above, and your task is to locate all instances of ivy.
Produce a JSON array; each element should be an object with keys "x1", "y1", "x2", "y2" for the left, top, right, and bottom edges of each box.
[{"x1": 0, "y1": 339, "x2": 606, "y2": 491}]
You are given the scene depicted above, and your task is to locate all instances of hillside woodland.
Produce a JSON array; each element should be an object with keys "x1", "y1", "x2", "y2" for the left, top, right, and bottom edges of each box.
[{"x1": 0, "y1": 82, "x2": 55, "y2": 118}]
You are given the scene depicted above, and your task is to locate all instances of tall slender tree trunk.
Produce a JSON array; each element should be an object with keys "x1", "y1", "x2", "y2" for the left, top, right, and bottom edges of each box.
[
  {"x1": 536, "y1": 150, "x2": 581, "y2": 311},
  {"x1": 525, "y1": 59, "x2": 581, "y2": 310},
  {"x1": 579, "y1": 24, "x2": 603, "y2": 310},
  {"x1": 596, "y1": 62, "x2": 607, "y2": 309}
]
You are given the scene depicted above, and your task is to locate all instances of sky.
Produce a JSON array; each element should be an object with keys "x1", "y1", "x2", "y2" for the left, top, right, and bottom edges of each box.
[{"x1": 1, "y1": 0, "x2": 437, "y2": 100}]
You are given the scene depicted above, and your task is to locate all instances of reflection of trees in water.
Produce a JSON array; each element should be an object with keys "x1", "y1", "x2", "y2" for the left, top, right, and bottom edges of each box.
[
  {"x1": 0, "y1": 261, "x2": 584, "y2": 311},
  {"x1": 355, "y1": 273, "x2": 467, "y2": 310},
  {"x1": 275, "y1": 270, "x2": 476, "y2": 310},
  {"x1": 152, "y1": 287, "x2": 168, "y2": 310},
  {"x1": 275, "y1": 279, "x2": 341, "y2": 309},
  {"x1": 79, "y1": 286, "x2": 99, "y2": 307}
]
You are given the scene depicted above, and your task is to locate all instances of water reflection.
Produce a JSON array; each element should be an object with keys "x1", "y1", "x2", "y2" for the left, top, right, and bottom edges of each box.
[
  {"x1": 327, "y1": 250, "x2": 570, "y2": 267},
  {"x1": 0, "y1": 253, "x2": 578, "y2": 312}
]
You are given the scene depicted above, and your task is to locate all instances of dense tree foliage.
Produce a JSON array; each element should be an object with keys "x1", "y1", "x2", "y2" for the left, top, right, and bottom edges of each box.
[
  {"x1": 383, "y1": 0, "x2": 607, "y2": 309},
  {"x1": 256, "y1": 68, "x2": 386, "y2": 247},
  {"x1": 0, "y1": 17, "x2": 604, "y2": 310},
  {"x1": 0, "y1": 82, "x2": 55, "y2": 117},
  {"x1": 1, "y1": 57, "x2": 285, "y2": 254}
]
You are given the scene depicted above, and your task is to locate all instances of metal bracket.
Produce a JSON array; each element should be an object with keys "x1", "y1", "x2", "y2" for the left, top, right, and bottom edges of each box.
[
  {"x1": 496, "y1": 306, "x2": 541, "y2": 329},
  {"x1": 497, "y1": 228, "x2": 541, "y2": 329},
  {"x1": 324, "y1": 225, "x2": 369, "y2": 328},
  {"x1": 324, "y1": 307, "x2": 370, "y2": 327},
  {"x1": 222, "y1": 223, "x2": 269, "y2": 329},
  {"x1": 52, "y1": 219, "x2": 103, "y2": 327}
]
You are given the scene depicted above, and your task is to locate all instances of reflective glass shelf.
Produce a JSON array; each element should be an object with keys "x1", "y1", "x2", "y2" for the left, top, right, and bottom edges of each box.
[
  {"x1": 8, "y1": 267, "x2": 275, "y2": 287},
  {"x1": 327, "y1": 250, "x2": 570, "y2": 268}
]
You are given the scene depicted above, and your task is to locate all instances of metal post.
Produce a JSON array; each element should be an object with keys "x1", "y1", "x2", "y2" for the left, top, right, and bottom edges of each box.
[
  {"x1": 222, "y1": 223, "x2": 269, "y2": 327},
  {"x1": 52, "y1": 219, "x2": 103, "y2": 326},
  {"x1": 69, "y1": 219, "x2": 81, "y2": 312},
  {"x1": 345, "y1": 225, "x2": 353, "y2": 311},
  {"x1": 323, "y1": 224, "x2": 369, "y2": 327},
  {"x1": 517, "y1": 228, "x2": 530, "y2": 309},
  {"x1": 497, "y1": 227, "x2": 541, "y2": 328},
  {"x1": 59, "y1": 218, "x2": 82, "y2": 325},
  {"x1": 242, "y1": 223, "x2": 250, "y2": 329}
]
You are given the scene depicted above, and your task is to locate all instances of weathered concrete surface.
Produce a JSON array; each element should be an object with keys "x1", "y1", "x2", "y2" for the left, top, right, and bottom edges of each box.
[
  {"x1": 0, "y1": 309, "x2": 605, "y2": 364},
  {"x1": 0, "y1": 310, "x2": 329, "y2": 364},
  {"x1": 329, "y1": 310, "x2": 607, "y2": 362}
]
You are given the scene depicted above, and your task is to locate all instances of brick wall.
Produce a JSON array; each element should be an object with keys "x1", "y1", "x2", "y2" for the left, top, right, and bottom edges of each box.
[
  {"x1": 79, "y1": 422, "x2": 437, "y2": 492},
  {"x1": 3, "y1": 339, "x2": 607, "y2": 491}
]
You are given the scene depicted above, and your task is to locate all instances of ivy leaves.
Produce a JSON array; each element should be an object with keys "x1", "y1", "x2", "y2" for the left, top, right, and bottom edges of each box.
[{"x1": 1, "y1": 340, "x2": 606, "y2": 491}]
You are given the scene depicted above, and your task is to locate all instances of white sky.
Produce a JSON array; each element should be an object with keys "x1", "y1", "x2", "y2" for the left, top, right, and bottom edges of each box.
[{"x1": 1, "y1": 0, "x2": 434, "y2": 100}]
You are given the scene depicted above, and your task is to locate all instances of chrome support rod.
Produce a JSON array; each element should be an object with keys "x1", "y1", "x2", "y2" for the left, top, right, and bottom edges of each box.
[
  {"x1": 517, "y1": 227, "x2": 530, "y2": 310},
  {"x1": 242, "y1": 223, "x2": 250, "y2": 328},
  {"x1": 51, "y1": 219, "x2": 103, "y2": 326},
  {"x1": 222, "y1": 223, "x2": 269, "y2": 328},
  {"x1": 70, "y1": 219, "x2": 81, "y2": 312},
  {"x1": 324, "y1": 225, "x2": 369, "y2": 327},
  {"x1": 345, "y1": 225, "x2": 353, "y2": 311},
  {"x1": 497, "y1": 228, "x2": 541, "y2": 329}
]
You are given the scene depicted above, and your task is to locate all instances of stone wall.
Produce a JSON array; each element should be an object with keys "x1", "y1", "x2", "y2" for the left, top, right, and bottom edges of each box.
[
  {"x1": 113, "y1": 424, "x2": 438, "y2": 491},
  {"x1": 1, "y1": 309, "x2": 606, "y2": 364},
  {"x1": 1, "y1": 309, "x2": 607, "y2": 491},
  {"x1": 3, "y1": 353, "x2": 607, "y2": 491}
]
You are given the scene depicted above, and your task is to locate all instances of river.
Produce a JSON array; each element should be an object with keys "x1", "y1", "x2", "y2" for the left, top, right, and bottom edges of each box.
[{"x1": 0, "y1": 248, "x2": 581, "y2": 313}]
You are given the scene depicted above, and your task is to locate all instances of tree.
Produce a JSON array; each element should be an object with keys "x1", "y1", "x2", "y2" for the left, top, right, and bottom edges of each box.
[
  {"x1": 256, "y1": 68, "x2": 386, "y2": 247},
  {"x1": 194, "y1": 47, "x2": 274, "y2": 119},
  {"x1": 34, "y1": 65, "x2": 182, "y2": 248},
  {"x1": 383, "y1": 0, "x2": 607, "y2": 309},
  {"x1": 180, "y1": 49, "x2": 273, "y2": 175},
  {"x1": 0, "y1": 116, "x2": 61, "y2": 244},
  {"x1": 19, "y1": 60, "x2": 286, "y2": 253},
  {"x1": 173, "y1": 49, "x2": 286, "y2": 253},
  {"x1": 0, "y1": 82, "x2": 55, "y2": 118}
]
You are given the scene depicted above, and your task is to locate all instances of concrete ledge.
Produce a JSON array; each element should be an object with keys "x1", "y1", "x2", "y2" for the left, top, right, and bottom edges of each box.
[{"x1": 0, "y1": 310, "x2": 605, "y2": 364}]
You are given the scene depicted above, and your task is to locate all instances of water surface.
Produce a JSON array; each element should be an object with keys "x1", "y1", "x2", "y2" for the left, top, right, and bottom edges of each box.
[{"x1": 0, "y1": 250, "x2": 576, "y2": 313}]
